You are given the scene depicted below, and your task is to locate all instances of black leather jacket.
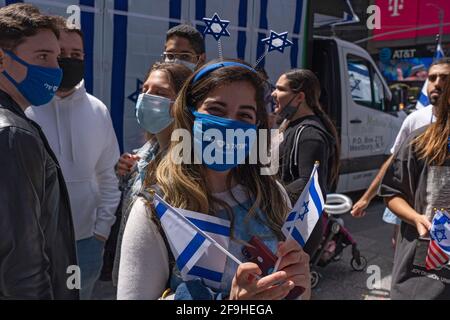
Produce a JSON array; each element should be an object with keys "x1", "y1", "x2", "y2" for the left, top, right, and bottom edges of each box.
[{"x1": 0, "y1": 91, "x2": 79, "y2": 300}]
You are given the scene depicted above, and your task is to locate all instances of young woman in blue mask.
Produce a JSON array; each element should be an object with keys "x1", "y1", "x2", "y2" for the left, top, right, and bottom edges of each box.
[
  {"x1": 111, "y1": 62, "x2": 192, "y2": 286},
  {"x1": 118, "y1": 59, "x2": 311, "y2": 300}
]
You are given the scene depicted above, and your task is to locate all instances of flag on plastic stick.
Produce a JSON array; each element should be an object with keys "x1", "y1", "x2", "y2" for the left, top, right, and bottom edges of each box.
[
  {"x1": 282, "y1": 162, "x2": 325, "y2": 248},
  {"x1": 426, "y1": 209, "x2": 450, "y2": 271},
  {"x1": 153, "y1": 193, "x2": 237, "y2": 289},
  {"x1": 415, "y1": 43, "x2": 445, "y2": 109}
]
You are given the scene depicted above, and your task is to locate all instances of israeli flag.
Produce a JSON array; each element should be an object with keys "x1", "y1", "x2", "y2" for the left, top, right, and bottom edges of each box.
[
  {"x1": 415, "y1": 44, "x2": 445, "y2": 110},
  {"x1": 282, "y1": 163, "x2": 325, "y2": 247},
  {"x1": 153, "y1": 194, "x2": 231, "y2": 289},
  {"x1": 426, "y1": 209, "x2": 450, "y2": 270}
]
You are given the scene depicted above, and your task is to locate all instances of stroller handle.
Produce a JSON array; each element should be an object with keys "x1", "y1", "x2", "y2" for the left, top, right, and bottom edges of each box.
[{"x1": 324, "y1": 194, "x2": 353, "y2": 215}]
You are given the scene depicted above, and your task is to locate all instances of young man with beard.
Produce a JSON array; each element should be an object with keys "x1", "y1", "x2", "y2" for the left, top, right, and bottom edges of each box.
[{"x1": 352, "y1": 58, "x2": 450, "y2": 221}]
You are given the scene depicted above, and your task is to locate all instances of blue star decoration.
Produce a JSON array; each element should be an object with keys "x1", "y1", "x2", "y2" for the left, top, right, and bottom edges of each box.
[
  {"x1": 261, "y1": 30, "x2": 293, "y2": 53},
  {"x1": 128, "y1": 78, "x2": 144, "y2": 104},
  {"x1": 299, "y1": 201, "x2": 310, "y2": 221},
  {"x1": 203, "y1": 13, "x2": 230, "y2": 41},
  {"x1": 433, "y1": 228, "x2": 448, "y2": 243}
]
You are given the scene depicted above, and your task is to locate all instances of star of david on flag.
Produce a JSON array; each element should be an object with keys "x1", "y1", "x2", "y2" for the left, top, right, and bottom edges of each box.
[
  {"x1": 152, "y1": 193, "x2": 232, "y2": 289},
  {"x1": 282, "y1": 162, "x2": 325, "y2": 248},
  {"x1": 203, "y1": 13, "x2": 230, "y2": 41},
  {"x1": 415, "y1": 43, "x2": 445, "y2": 110},
  {"x1": 426, "y1": 209, "x2": 450, "y2": 270},
  {"x1": 261, "y1": 30, "x2": 293, "y2": 53}
]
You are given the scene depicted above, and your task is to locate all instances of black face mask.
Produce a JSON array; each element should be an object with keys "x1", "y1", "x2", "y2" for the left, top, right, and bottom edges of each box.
[
  {"x1": 276, "y1": 94, "x2": 300, "y2": 125},
  {"x1": 58, "y1": 58, "x2": 85, "y2": 91}
]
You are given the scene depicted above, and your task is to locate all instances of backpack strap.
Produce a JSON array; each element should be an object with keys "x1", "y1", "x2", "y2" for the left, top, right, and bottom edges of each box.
[{"x1": 289, "y1": 125, "x2": 307, "y2": 180}]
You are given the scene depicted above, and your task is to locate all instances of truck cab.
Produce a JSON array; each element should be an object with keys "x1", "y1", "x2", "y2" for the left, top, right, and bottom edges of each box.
[{"x1": 312, "y1": 36, "x2": 407, "y2": 193}]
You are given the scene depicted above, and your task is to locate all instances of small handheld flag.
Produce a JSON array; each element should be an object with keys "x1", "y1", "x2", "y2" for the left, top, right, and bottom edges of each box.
[
  {"x1": 273, "y1": 162, "x2": 324, "y2": 273},
  {"x1": 281, "y1": 162, "x2": 324, "y2": 247},
  {"x1": 152, "y1": 193, "x2": 241, "y2": 288},
  {"x1": 426, "y1": 209, "x2": 450, "y2": 270}
]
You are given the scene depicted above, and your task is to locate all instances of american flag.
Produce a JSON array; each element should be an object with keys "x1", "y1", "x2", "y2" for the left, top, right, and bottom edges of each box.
[{"x1": 425, "y1": 209, "x2": 450, "y2": 270}]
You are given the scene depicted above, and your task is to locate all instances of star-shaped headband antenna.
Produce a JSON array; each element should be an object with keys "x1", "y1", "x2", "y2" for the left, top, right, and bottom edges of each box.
[
  {"x1": 255, "y1": 30, "x2": 293, "y2": 67},
  {"x1": 203, "y1": 13, "x2": 230, "y2": 60}
]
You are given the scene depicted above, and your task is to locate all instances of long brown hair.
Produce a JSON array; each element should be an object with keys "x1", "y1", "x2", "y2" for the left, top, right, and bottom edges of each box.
[
  {"x1": 413, "y1": 76, "x2": 450, "y2": 165},
  {"x1": 284, "y1": 69, "x2": 341, "y2": 187},
  {"x1": 142, "y1": 61, "x2": 193, "y2": 184},
  {"x1": 149, "y1": 59, "x2": 289, "y2": 239},
  {"x1": 147, "y1": 61, "x2": 193, "y2": 94}
]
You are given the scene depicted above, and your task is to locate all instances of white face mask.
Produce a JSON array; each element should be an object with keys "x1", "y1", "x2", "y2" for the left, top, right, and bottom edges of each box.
[
  {"x1": 135, "y1": 93, "x2": 174, "y2": 134},
  {"x1": 165, "y1": 58, "x2": 197, "y2": 71}
]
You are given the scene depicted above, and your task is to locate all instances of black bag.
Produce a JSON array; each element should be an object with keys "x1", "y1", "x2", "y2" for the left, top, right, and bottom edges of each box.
[{"x1": 99, "y1": 194, "x2": 123, "y2": 281}]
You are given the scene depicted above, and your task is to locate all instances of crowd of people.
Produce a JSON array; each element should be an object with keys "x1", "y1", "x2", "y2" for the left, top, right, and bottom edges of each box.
[{"x1": 0, "y1": 3, "x2": 448, "y2": 300}]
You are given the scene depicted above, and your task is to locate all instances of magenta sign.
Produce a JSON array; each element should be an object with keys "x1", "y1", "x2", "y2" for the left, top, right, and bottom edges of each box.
[{"x1": 374, "y1": 0, "x2": 450, "y2": 41}]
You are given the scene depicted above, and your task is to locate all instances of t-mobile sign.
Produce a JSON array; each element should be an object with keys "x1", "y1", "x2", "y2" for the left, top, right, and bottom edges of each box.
[{"x1": 374, "y1": 0, "x2": 450, "y2": 41}]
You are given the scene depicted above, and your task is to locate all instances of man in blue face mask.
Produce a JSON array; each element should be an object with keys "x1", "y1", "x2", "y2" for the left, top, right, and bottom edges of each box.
[
  {"x1": 0, "y1": 4, "x2": 78, "y2": 299},
  {"x1": 25, "y1": 16, "x2": 121, "y2": 300}
]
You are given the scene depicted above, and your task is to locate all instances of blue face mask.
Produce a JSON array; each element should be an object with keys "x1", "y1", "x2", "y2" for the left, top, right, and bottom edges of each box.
[
  {"x1": 136, "y1": 93, "x2": 174, "y2": 134},
  {"x1": 2, "y1": 50, "x2": 62, "y2": 106},
  {"x1": 192, "y1": 111, "x2": 257, "y2": 172}
]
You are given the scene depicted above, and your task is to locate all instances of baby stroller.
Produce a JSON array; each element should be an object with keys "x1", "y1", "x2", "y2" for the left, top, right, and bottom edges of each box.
[{"x1": 310, "y1": 194, "x2": 367, "y2": 288}]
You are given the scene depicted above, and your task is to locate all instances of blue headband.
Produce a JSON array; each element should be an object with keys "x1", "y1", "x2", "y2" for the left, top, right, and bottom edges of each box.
[{"x1": 192, "y1": 61, "x2": 257, "y2": 84}]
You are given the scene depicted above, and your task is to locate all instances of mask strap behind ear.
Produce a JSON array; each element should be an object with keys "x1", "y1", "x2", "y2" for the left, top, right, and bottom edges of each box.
[
  {"x1": 3, "y1": 50, "x2": 29, "y2": 66},
  {"x1": 1, "y1": 50, "x2": 26, "y2": 86}
]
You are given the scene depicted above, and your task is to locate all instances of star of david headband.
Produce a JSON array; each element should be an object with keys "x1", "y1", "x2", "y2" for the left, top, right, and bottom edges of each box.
[{"x1": 201, "y1": 12, "x2": 293, "y2": 67}]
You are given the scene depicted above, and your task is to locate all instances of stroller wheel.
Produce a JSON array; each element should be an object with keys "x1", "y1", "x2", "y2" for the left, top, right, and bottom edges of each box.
[
  {"x1": 331, "y1": 222, "x2": 340, "y2": 234},
  {"x1": 311, "y1": 271, "x2": 320, "y2": 289},
  {"x1": 350, "y1": 256, "x2": 367, "y2": 271}
]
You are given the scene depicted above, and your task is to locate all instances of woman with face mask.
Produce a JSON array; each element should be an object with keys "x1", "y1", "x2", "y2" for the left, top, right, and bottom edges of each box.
[
  {"x1": 271, "y1": 69, "x2": 341, "y2": 257},
  {"x1": 117, "y1": 59, "x2": 311, "y2": 300},
  {"x1": 379, "y1": 77, "x2": 450, "y2": 300},
  {"x1": 111, "y1": 62, "x2": 192, "y2": 286}
]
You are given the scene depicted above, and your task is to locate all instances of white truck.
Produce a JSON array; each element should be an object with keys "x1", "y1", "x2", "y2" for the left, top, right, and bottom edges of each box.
[
  {"x1": 2, "y1": 0, "x2": 407, "y2": 192},
  {"x1": 312, "y1": 36, "x2": 406, "y2": 192}
]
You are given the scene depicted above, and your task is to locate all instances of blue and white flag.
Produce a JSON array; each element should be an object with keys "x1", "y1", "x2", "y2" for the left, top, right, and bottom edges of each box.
[
  {"x1": 282, "y1": 163, "x2": 325, "y2": 248},
  {"x1": 153, "y1": 194, "x2": 231, "y2": 289},
  {"x1": 415, "y1": 43, "x2": 445, "y2": 110}
]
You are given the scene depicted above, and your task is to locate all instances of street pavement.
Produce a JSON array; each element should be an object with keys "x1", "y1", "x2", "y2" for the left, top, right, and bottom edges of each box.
[
  {"x1": 92, "y1": 197, "x2": 395, "y2": 300},
  {"x1": 311, "y1": 197, "x2": 394, "y2": 300}
]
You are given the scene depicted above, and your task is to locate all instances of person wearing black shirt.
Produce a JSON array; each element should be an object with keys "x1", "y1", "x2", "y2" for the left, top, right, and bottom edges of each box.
[
  {"x1": 272, "y1": 69, "x2": 340, "y2": 256},
  {"x1": 380, "y1": 77, "x2": 450, "y2": 300}
]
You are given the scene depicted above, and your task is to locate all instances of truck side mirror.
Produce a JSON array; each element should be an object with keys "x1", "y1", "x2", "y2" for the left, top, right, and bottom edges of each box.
[{"x1": 385, "y1": 97, "x2": 399, "y2": 116}]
